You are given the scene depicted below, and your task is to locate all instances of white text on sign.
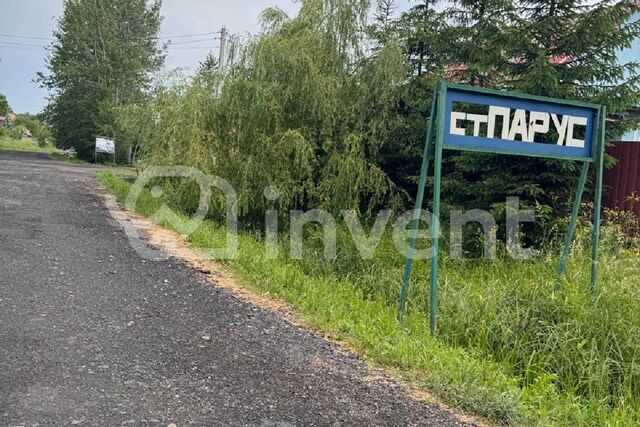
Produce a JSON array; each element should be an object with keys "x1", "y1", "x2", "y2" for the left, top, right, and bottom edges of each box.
[{"x1": 450, "y1": 106, "x2": 588, "y2": 148}]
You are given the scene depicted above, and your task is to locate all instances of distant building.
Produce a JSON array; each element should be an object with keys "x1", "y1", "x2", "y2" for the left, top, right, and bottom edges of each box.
[{"x1": 1, "y1": 112, "x2": 17, "y2": 127}]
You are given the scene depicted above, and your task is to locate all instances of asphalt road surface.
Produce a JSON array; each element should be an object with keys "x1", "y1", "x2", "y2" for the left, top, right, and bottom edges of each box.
[{"x1": 0, "y1": 151, "x2": 475, "y2": 427}]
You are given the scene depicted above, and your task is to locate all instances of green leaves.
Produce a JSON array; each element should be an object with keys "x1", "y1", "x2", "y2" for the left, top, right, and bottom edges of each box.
[
  {"x1": 42, "y1": 0, "x2": 164, "y2": 160},
  {"x1": 385, "y1": 0, "x2": 640, "y2": 245},
  {"x1": 0, "y1": 94, "x2": 9, "y2": 117},
  {"x1": 124, "y1": 0, "x2": 407, "y2": 220}
]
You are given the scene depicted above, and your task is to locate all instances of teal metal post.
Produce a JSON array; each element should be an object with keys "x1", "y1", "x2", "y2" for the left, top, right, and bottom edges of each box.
[
  {"x1": 398, "y1": 95, "x2": 438, "y2": 321},
  {"x1": 557, "y1": 161, "x2": 590, "y2": 287},
  {"x1": 590, "y1": 107, "x2": 606, "y2": 302},
  {"x1": 429, "y1": 82, "x2": 446, "y2": 336}
]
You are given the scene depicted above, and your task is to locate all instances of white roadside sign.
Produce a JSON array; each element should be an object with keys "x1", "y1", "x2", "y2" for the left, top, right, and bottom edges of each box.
[{"x1": 95, "y1": 137, "x2": 116, "y2": 154}]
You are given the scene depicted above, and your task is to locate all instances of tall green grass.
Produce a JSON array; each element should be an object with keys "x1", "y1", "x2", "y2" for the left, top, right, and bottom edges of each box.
[
  {"x1": 99, "y1": 171, "x2": 640, "y2": 426},
  {"x1": 0, "y1": 136, "x2": 57, "y2": 154}
]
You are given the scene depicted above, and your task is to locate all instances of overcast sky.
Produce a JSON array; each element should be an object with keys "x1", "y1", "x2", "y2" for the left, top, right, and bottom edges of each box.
[{"x1": 0, "y1": 0, "x2": 415, "y2": 114}]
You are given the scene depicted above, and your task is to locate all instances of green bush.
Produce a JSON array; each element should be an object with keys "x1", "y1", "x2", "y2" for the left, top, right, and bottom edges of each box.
[
  {"x1": 13, "y1": 115, "x2": 52, "y2": 147},
  {"x1": 7, "y1": 125, "x2": 24, "y2": 140}
]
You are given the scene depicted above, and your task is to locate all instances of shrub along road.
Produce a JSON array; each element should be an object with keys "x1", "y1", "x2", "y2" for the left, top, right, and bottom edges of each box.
[{"x1": 0, "y1": 151, "x2": 475, "y2": 426}]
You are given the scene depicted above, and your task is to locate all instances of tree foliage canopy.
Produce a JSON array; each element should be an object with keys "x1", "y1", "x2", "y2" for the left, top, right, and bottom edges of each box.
[
  {"x1": 0, "y1": 94, "x2": 10, "y2": 117},
  {"x1": 379, "y1": 0, "x2": 640, "y2": 242},
  {"x1": 40, "y1": 0, "x2": 164, "y2": 160},
  {"x1": 121, "y1": 0, "x2": 407, "y2": 219},
  {"x1": 113, "y1": 0, "x2": 640, "y2": 232}
]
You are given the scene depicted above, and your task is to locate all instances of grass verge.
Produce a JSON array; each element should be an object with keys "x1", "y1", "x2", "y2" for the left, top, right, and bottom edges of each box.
[
  {"x1": 0, "y1": 136, "x2": 58, "y2": 154},
  {"x1": 98, "y1": 171, "x2": 640, "y2": 426}
]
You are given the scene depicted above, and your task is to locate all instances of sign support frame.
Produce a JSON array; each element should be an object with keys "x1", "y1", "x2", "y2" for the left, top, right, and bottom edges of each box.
[
  {"x1": 398, "y1": 94, "x2": 437, "y2": 320},
  {"x1": 590, "y1": 106, "x2": 607, "y2": 301},
  {"x1": 398, "y1": 81, "x2": 606, "y2": 335}
]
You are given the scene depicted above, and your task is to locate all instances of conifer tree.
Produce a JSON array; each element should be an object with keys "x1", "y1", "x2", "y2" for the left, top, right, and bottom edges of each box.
[
  {"x1": 377, "y1": 1, "x2": 446, "y2": 198},
  {"x1": 440, "y1": 0, "x2": 640, "y2": 240}
]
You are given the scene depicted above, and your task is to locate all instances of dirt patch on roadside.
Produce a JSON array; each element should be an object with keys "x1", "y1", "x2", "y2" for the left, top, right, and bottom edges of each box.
[{"x1": 104, "y1": 194, "x2": 299, "y2": 321}]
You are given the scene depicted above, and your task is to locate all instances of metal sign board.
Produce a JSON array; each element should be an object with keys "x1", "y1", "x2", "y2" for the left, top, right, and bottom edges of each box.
[
  {"x1": 443, "y1": 87, "x2": 599, "y2": 161},
  {"x1": 398, "y1": 81, "x2": 606, "y2": 336},
  {"x1": 95, "y1": 137, "x2": 115, "y2": 154}
]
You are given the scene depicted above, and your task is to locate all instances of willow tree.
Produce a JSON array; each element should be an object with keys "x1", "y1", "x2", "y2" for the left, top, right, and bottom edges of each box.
[{"x1": 130, "y1": 0, "x2": 407, "y2": 220}]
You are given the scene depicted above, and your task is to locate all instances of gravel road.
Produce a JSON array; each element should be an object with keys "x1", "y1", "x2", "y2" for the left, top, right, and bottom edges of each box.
[{"x1": 0, "y1": 151, "x2": 476, "y2": 427}]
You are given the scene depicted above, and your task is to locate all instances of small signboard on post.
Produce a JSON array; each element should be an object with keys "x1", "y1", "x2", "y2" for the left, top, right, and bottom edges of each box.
[
  {"x1": 398, "y1": 81, "x2": 606, "y2": 335},
  {"x1": 95, "y1": 137, "x2": 116, "y2": 164}
]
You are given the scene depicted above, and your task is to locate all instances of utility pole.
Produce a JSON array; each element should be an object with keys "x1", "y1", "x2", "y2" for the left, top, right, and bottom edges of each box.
[{"x1": 218, "y1": 26, "x2": 227, "y2": 71}]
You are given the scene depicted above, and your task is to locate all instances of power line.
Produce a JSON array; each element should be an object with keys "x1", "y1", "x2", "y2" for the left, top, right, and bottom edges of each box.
[
  {"x1": 168, "y1": 46, "x2": 216, "y2": 50},
  {"x1": 167, "y1": 37, "x2": 218, "y2": 45},
  {"x1": 0, "y1": 42, "x2": 216, "y2": 51},
  {"x1": 158, "y1": 31, "x2": 217, "y2": 40},
  {"x1": 0, "y1": 33, "x2": 49, "y2": 41},
  {"x1": 0, "y1": 29, "x2": 231, "y2": 56},
  {"x1": 0, "y1": 31, "x2": 220, "y2": 43},
  {"x1": 0, "y1": 44, "x2": 46, "y2": 50},
  {"x1": 0, "y1": 41, "x2": 47, "y2": 48}
]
